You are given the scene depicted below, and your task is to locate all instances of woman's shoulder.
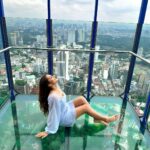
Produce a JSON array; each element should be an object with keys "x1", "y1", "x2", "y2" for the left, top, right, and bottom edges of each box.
[
  {"x1": 48, "y1": 92, "x2": 62, "y2": 101},
  {"x1": 48, "y1": 92, "x2": 58, "y2": 98},
  {"x1": 47, "y1": 94, "x2": 59, "y2": 106}
]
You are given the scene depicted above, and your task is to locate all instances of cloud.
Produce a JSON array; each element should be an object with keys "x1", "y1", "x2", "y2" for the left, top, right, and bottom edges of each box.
[
  {"x1": 59, "y1": 0, "x2": 92, "y2": 5},
  {"x1": 3, "y1": 0, "x2": 47, "y2": 18},
  {"x1": 50, "y1": 0, "x2": 94, "y2": 21},
  {"x1": 98, "y1": 0, "x2": 150, "y2": 23},
  {"x1": 2, "y1": 0, "x2": 150, "y2": 23}
]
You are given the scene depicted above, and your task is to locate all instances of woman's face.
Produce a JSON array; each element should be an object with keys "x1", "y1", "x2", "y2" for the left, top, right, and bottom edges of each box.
[{"x1": 46, "y1": 74, "x2": 58, "y2": 87}]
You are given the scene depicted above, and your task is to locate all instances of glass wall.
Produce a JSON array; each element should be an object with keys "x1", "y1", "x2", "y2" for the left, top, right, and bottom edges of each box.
[
  {"x1": 52, "y1": 19, "x2": 92, "y2": 95},
  {"x1": 0, "y1": 24, "x2": 9, "y2": 107},
  {"x1": 138, "y1": 2, "x2": 150, "y2": 60},
  {"x1": 97, "y1": 22, "x2": 136, "y2": 51},
  {"x1": 53, "y1": 50, "x2": 89, "y2": 95},
  {"x1": 5, "y1": 17, "x2": 47, "y2": 95},
  {"x1": 3, "y1": 0, "x2": 47, "y2": 19},
  {"x1": 0, "y1": 24, "x2": 16, "y2": 150},
  {"x1": 10, "y1": 48, "x2": 47, "y2": 95},
  {"x1": 98, "y1": 0, "x2": 141, "y2": 23},
  {"x1": 51, "y1": 0, "x2": 94, "y2": 21},
  {"x1": 148, "y1": 113, "x2": 150, "y2": 131},
  {"x1": 1, "y1": 1, "x2": 150, "y2": 149},
  {"x1": 53, "y1": 20, "x2": 92, "y2": 49},
  {"x1": 92, "y1": 52, "x2": 130, "y2": 96},
  {"x1": 6, "y1": 18, "x2": 46, "y2": 48},
  {"x1": 129, "y1": 56, "x2": 150, "y2": 118},
  {"x1": 138, "y1": 25, "x2": 150, "y2": 61},
  {"x1": 96, "y1": 0, "x2": 142, "y2": 52}
]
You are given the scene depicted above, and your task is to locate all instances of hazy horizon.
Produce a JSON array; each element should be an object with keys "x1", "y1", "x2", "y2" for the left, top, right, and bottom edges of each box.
[{"x1": 5, "y1": 17, "x2": 150, "y2": 25}]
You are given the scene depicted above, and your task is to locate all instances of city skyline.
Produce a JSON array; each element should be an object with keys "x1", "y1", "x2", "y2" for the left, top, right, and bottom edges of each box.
[
  {"x1": 1, "y1": 18, "x2": 149, "y2": 98},
  {"x1": 6, "y1": 18, "x2": 150, "y2": 58}
]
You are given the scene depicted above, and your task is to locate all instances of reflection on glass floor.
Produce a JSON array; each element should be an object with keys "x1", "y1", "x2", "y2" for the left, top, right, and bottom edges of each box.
[{"x1": 0, "y1": 95, "x2": 150, "y2": 150}]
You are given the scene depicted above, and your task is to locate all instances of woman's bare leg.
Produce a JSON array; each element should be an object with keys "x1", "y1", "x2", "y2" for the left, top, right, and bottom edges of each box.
[
  {"x1": 75, "y1": 104, "x2": 119, "y2": 124},
  {"x1": 72, "y1": 96, "x2": 89, "y2": 107},
  {"x1": 73, "y1": 97, "x2": 108, "y2": 125}
]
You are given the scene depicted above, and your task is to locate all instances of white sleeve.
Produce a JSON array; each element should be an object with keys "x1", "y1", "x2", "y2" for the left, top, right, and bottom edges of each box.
[{"x1": 45, "y1": 95, "x2": 61, "y2": 134}]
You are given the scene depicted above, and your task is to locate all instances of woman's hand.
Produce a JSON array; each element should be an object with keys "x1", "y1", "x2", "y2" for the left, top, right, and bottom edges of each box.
[{"x1": 35, "y1": 132, "x2": 48, "y2": 138}]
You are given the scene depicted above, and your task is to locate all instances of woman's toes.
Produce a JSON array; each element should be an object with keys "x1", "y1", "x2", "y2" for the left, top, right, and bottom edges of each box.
[{"x1": 108, "y1": 114, "x2": 120, "y2": 123}]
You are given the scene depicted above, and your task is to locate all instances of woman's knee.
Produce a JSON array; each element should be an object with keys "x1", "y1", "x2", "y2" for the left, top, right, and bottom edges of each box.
[
  {"x1": 79, "y1": 96, "x2": 88, "y2": 104},
  {"x1": 82, "y1": 104, "x2": 90, "y2": 112},
  {"x1": 75, "y1": 103, "x2": 89, "y2": 118}
]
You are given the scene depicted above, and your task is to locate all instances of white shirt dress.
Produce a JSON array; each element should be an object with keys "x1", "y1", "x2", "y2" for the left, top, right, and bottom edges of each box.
[{"x1": 45, "y1": 93, "x2": 76, "y2": 134}]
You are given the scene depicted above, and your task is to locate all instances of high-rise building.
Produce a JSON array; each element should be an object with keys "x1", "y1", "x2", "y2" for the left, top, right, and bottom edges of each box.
[
  {"x1": 65, "y1": 51, "x2": 69, "y2": 80},
  {"x1": 36, "y1": 35, "x2": 47, "y2": 48},
  {"x1": 110, "y1": 60, "x2": 119, "y2": 79},
  {"x1": 102, "y1": 64, "x2": 109, "y2": 79},
  {"x1": 95, "y1": 46, "x2": 100, "y2": 61},
  {"x1": 55, "y1": 50, "x2": 69, "y2": 81},
  {"x1": 18, "y1": 37, "x2": 24, "y2": 46},
  {"x1": 33, "y1": 58, "x2": 46, "y2": 73},
  {"x1": 67, "y1": 30, "x2": 75, "y2": 44},
  {"x1": 77, "y1": 29, "x2": 85, "y2": 42},
  {"x1": 53, "y1": 34, "x2": 58, "y2": 47},
  {"x1": 10, "y1": 32, "x2": 17, "y2": 46},
  {"x1": 138, "y1": 47, "x2": 144, "y2": 56},
  {"x1": 105, "y1": 55, "x2": 111, "y2": 63}
]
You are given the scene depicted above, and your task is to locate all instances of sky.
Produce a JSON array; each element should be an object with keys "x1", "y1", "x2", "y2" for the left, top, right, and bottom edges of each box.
[{"x1": 3, "y1": 0, "x2": 150, "y2": 24}]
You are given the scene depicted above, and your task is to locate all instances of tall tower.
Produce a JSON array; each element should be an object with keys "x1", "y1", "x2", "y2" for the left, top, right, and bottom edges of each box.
[
  {"x1": 94, "y1": 46, "x2": 100, "y2": 61},
  {"x1": 77, "y1": 29, "x2": 85, "y2": 42},
  {"x1": 55, "y1": 50, "x2": 69, "y2": 82},
  {"x1": 102, "y1": 64, "x2": 109, "y2": 80},
  {"x1": 110, "y1": 60, "x2": 119, "y2": 79},
  {"x1": 65, "y1": 51, "x2": 69, "y2": 80},
  {"x1": 67, "y1": 30, "x2": 75, "y2": 44},
  {"x1": 10, "y1": 32, "x2": 17, "y2": 46}
]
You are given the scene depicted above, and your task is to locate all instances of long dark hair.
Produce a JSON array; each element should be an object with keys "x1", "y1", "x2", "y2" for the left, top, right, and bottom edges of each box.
[{"x1": 39, "y1": 74, "x2": 52, "y2": 115}]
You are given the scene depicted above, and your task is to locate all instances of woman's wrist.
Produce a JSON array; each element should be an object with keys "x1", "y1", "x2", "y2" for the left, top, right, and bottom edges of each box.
[{"x1": 44, "y1": 130, "x2": 49, "y2": 135}]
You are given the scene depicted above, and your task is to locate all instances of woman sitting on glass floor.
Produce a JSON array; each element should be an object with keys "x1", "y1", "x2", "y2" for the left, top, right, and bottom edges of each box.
[{"x1": 36, "y1": 74, "x2": 119, "y2": 138}]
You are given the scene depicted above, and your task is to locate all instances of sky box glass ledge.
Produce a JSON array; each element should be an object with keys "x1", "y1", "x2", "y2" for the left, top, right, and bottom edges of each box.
[
  {"x1": 0, "y1": 0, "x2": 150, "y2": 150},
  {"x1": 0, "y1": 93, "x2": 150, "y2": 150},
  {"x1": 0, "y1": 47, "x2": 150, "y2": 150}
]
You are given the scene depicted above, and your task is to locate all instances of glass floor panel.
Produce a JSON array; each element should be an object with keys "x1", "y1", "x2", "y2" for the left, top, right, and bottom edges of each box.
[{"x1": 0, "y1": 95, "x2": 150, "y2": 150}]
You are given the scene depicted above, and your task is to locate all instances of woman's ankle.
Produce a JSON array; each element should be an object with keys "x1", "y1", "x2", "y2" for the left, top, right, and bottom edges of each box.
[{"x1": 107, "y1": 115, "x2": 119, "y2": 123}]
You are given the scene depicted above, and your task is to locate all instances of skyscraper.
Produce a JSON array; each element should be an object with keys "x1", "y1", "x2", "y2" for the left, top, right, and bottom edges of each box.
[
  {"x1": 77, "y1": 29, "x2": 85, "y2": 42},
  {"x1": 10, "y1": 32, "x2": 17, "y2": 46},
  {"x1": 55, "y1": 50, "x2": 69, "y2": 83},
  {"x1": 102, "y1": 64, "x2": 109, "y2": 79},
  {"x1": 94, "y1": 46, "x2": 100, "y2": 61},
  {"x1": 110, "y1": 60, "x2": 119, "y2": 79},
  {"x1": 67, "y1": 30, "x2": 75, "y2": 44}
]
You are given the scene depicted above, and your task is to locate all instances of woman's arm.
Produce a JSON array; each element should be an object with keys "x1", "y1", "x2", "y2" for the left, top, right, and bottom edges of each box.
[{"x1": 36, "y1": 94, "x2": 61, "y2": 138}]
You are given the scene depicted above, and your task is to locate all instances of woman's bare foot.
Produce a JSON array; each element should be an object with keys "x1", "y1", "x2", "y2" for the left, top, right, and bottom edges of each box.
[
  {"x1": 106, "y1": 115, "x2": 120, "y2": 123},
  {"x1": 94, "y1": 119, "x2": 109, "y2": 126},
  {"x1": 93, "y1": 115, "x2": 120, "y2": 126}
]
